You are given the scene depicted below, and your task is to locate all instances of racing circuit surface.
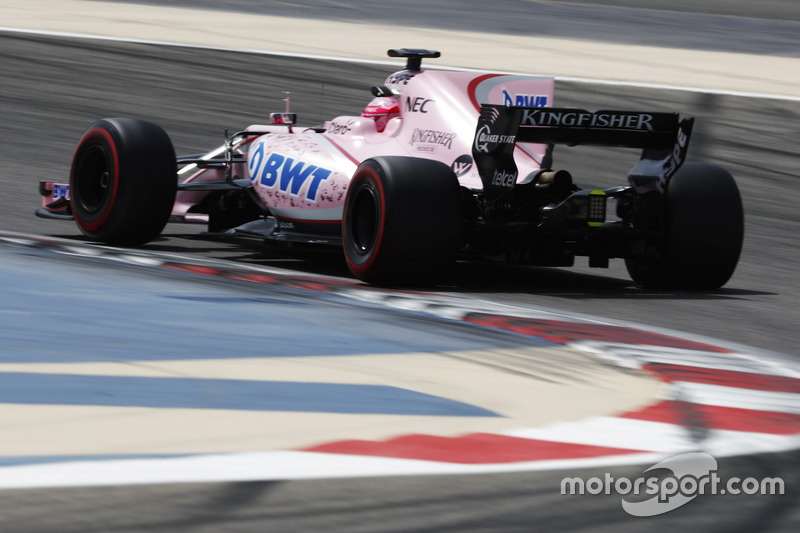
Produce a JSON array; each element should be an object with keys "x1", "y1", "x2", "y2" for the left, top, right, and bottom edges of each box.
[
  {"x1": 1, "y1": 0, "x2": 800, "y2": 531},
  {"x1": 0, "y1": 35, "x2": 797, "y2": 357}
]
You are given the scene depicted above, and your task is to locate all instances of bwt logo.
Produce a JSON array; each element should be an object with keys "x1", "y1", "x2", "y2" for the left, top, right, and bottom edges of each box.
[
  {"x1": 501, "y1": 88, "x2": 548, "y2": 108},
  {"x1": 248, "y1": 145, "x2": 332, "y2": 202},
  {"x1": 52, "y1": 183, "x2": 71, "y2": 201}
]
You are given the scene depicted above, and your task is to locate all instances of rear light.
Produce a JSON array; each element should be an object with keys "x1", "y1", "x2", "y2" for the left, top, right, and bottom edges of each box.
[{"x1": 587, "y1": 190, "x2": 607, "y2": 227}]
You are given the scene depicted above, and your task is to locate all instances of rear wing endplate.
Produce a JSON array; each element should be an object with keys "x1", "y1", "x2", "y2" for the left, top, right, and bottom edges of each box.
[{"x1": 471, "y1": 105, "x2": 694, "y2": 199}]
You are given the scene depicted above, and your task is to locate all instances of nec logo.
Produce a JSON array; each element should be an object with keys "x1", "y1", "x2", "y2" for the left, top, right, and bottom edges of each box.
[
  {"x1": 248, "y1": 146, "x2": 332, "y2": 202},
  {"x1": 405, "y1": 97, "x2": 434, "y2": 113}
]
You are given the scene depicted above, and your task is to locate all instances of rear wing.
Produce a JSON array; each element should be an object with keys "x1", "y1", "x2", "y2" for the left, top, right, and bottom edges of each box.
[{"x1": 471, "y1": 105, "x2": 694, "y2": 199}]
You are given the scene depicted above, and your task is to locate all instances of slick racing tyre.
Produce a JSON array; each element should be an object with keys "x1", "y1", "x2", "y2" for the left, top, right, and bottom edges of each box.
[
  {"x1": 625, "y1": 163, "x2": 744, "y2": 290},
  {"x1": 70, "y1": 118, "x2": 177, "y2": 245},
  {"x1": 342, "y1": 156, "x2": 462, "y2": 286}
]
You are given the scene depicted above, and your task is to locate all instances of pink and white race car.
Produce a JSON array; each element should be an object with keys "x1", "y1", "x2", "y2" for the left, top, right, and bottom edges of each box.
[{"x1": 37, "y1": 48, "x2": 743, "y2": 288}]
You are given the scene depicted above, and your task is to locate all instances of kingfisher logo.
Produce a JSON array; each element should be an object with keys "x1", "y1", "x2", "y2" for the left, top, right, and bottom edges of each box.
[
  {"x1": 248, "y1": 145, "x2": 332, "y2": 202},
  {"x1": 501, "y1": 88, "x2": 548, "y2": 108}
]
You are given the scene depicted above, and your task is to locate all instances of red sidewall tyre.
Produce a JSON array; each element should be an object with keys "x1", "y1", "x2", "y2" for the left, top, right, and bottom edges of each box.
[
  {"x1": 71, "y1": 127, "x2": 120, "y2": 232},
  {"x1": 70, "y1": 118, "x2": 177, "y2": 245},
  {"x1": 342, "y1": 157, "x2": 461, "y2": 286},
  {"x1": 343, "y1": 164, "x2": 387, "y2": 276}
]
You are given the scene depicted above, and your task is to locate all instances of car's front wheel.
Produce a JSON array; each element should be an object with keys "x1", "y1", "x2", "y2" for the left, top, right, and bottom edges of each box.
[{"x1": 70, "y1": 118, "x2": 177, "y2": 245}]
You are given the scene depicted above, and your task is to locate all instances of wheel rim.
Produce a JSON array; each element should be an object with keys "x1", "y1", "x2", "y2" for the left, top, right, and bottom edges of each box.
[
  {"x1": 351, "y1": 185, "x2": 379, "y2": 255},
  {"x1": 75, "y1": 144, "x2": 112, "y2": 215}
]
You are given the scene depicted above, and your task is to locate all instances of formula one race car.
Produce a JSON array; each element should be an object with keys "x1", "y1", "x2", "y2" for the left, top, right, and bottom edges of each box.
[{"x1": 38, "y1": 48, "x2": 744, "y2": 288}]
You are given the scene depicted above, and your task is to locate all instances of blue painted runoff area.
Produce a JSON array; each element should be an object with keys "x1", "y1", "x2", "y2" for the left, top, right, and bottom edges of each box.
[
  {"x1": 0, "y1": 241, "x2": 553, "y2": 364},
  {"x1": 0, "y1": 372, "x2": 499, "y2": 416}
]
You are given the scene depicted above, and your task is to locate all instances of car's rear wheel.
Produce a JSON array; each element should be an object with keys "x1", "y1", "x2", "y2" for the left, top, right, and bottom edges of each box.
[
  {"x1": 342, "y1": 156, "x2": 462, "y2": 285},
  {"x1": 625, "y1": 162, "x2": 744, "y2": 290},
  {"x1": 70, "y1": 118, "x2": 176, "y2": 245}
]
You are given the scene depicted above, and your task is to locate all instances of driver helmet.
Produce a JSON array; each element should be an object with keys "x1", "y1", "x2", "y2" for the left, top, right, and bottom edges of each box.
[{"x1": 361, "y1": 96, "x2": 400, "y2": 132}]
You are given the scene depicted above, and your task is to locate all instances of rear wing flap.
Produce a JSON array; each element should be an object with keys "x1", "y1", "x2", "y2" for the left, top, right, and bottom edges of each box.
[{"x1": 471, "y1": 105, "x2": 694, "y2": 199}]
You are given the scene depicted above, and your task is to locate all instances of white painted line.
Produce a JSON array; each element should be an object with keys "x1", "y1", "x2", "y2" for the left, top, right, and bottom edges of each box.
[
  {"x1": 1, "y1": 427, "x2": 798, "y2": 490},
  {"x1": 701, "y1": 430, "x2": 800, "y2": 458},
  {"x1": 673, "y1": 382, "x2": 800, "y2": 415},
  {"x1": 576, "y1": 342, "x2": 800, "y2": 378},
  {"x1": 505, "y1": 417, "x2": 694, "y2": 454},
  {"x1": 506, "y1": 418, "x2": 800, "y2": 458},
  {"x1": 0, "y1": 450, "x2": 664, "y2": 490}
]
